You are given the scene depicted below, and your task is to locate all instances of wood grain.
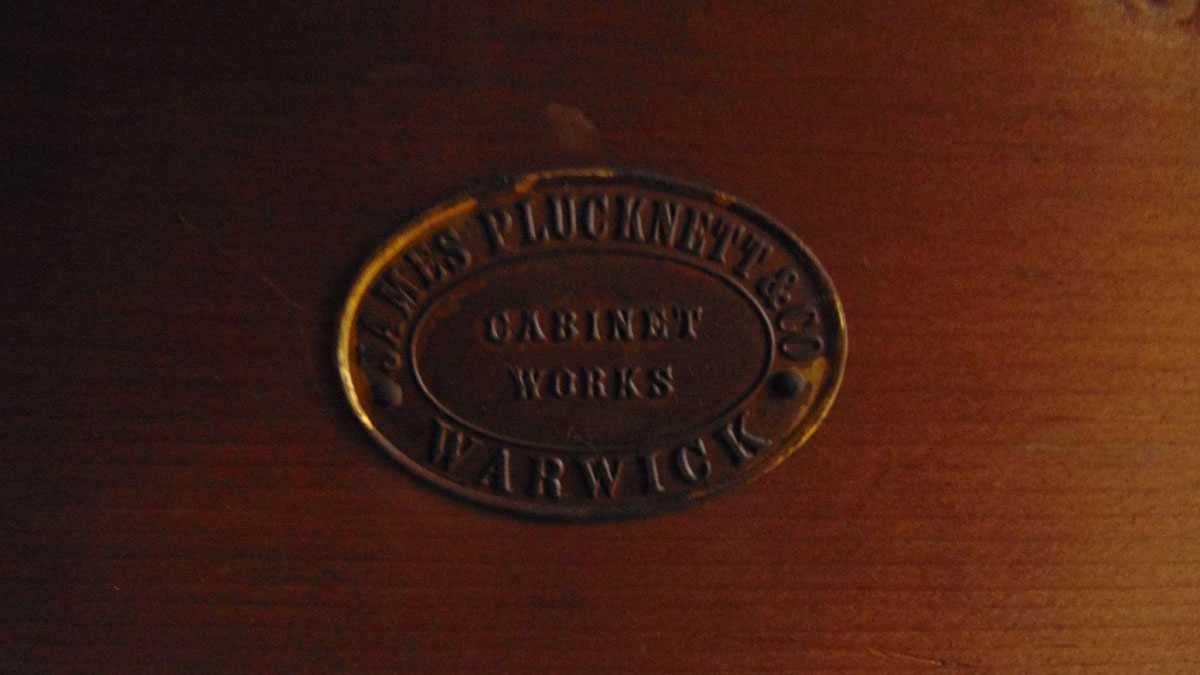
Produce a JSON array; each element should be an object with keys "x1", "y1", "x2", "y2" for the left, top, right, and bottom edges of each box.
[{"x1": 3, "y1": 2, "x2": 1199, "y2": 672}]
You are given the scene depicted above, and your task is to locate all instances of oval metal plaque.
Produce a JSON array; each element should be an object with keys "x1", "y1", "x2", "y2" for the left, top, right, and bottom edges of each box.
[{"x1": 337, "y1": 169, "x2": 846, "y2": 519}]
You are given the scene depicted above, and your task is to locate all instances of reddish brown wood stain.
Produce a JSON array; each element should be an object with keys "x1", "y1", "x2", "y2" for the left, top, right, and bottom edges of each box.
[{"x1": 4, "y1": 2, "x2": 1199, "y2": 672}]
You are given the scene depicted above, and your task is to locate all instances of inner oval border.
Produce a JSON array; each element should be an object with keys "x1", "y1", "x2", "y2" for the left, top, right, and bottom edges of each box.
[{"x1": 407, "y1": 246, "x2": 776, "y2": 452}]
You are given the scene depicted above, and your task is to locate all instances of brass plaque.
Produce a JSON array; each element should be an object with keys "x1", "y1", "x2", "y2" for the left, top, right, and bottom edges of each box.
[{"x1": 337, "y1": 169, "x2": 846, "y2": 519}]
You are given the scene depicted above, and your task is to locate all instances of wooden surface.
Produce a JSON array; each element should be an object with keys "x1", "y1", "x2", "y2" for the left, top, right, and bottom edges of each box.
[{"x1": 4, "y1": 2, "x2": 1200, "y2": 672}]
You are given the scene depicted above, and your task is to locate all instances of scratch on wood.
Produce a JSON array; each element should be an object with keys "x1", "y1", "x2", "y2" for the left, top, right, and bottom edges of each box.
[
  {"x1": 177, "y1": 212, "x2": 308, "y2": 316},
  {"x1": 544, "y1": 102, "x2": 598, "y2": 150},
  {"x1": 866, "y1": 646, "x2": 958, "y2": 668},
  {"x1": 178, "y1": 212, "x2": 321, "y2": 397}
]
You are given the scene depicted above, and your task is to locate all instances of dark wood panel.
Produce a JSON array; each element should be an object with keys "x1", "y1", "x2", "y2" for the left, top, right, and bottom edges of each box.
[{"x1": 4, "y1": 2, "x2": 1199, "y2": 672}]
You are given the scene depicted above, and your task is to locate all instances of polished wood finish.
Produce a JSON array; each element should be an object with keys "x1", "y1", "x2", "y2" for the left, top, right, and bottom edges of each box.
[{"x1": 5, "y1": 2, "x2": 1200, "y2": 672}]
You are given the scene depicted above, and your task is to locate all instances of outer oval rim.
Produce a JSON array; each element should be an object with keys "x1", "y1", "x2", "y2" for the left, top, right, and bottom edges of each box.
[{"x1": 336, "y1": 167, "x2": 848, "y2": 520}]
